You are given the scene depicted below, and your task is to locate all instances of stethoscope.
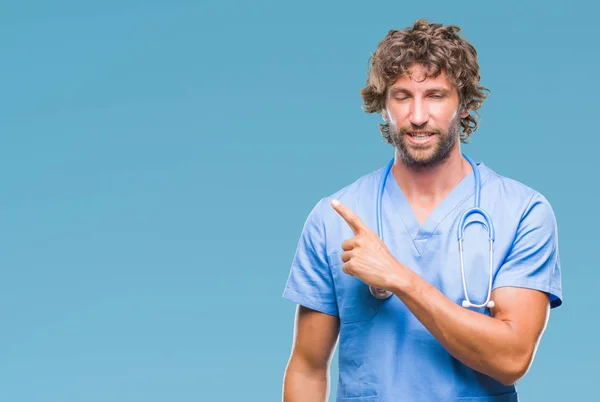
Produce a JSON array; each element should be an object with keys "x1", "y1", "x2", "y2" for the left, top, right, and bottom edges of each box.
[{"x1": 369, "y1": 153, "x2": 496, "y2": 309}]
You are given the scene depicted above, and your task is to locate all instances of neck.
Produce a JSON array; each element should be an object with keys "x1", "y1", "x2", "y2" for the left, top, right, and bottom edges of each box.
[{"x1": 392, "y1": 147, "x2": 472, "y2": 207}]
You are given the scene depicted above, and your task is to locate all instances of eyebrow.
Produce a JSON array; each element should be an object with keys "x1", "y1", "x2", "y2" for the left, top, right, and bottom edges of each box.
[{"x1": 388, "y1": 87, "x2": 452, "y2": 97}]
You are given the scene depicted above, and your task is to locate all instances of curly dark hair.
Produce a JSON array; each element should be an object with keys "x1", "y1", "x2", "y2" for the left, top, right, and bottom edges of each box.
[{"x1": 360, "y1": 20, "x2": 489, "y2": 144}]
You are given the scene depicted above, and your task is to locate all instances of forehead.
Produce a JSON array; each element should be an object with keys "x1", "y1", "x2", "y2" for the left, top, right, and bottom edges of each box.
[{"x1": 389, "y1": 64, "x2": 455, "y2": 92}]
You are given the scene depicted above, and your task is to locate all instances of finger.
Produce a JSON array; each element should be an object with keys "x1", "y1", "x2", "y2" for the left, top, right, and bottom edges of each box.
[
  {"x1": 341, "y1": 238, "x2": 359, "y2": 251},
  {"x1": 341, "y1": 261, "x2": 354, "y2": 276},
  {"x1": 341, "y1": 250, "x2": 354, "y2": 263},
  {"x1": 331, "y1": 199, "x2": 369, "y2": 235}
]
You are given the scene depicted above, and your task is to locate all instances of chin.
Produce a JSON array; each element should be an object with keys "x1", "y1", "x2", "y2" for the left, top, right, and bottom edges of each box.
[
  {"x1": 406, "y1": 145, "x2": 438, "y2": 161},
  {"x1": 400, "y1": 146, "x2": 450, "y2": 168}
]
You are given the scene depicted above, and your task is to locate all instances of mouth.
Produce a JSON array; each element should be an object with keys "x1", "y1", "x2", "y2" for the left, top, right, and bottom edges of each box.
[{"x1": 405, "y1": 131, "x2": 435, "y2": 145}]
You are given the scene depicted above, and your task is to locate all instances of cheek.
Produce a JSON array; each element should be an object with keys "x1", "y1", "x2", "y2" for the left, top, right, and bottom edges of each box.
[
  {"x1": 430, "y1": 103, "x2": 454, "y2": 117},
  {"x1": 383, "y1": 107, "x2": 394, "y2": 125},
  {"x1": 432, "y1": 105, "x2": 459, "y2": 127},
  {"x1": 385, "y1": 105, "x2": 407, "y2": 126}
]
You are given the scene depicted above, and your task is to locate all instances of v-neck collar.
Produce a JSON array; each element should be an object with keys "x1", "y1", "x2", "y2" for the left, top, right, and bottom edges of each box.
[{"x1": 383, "y1": 160, "x2": 491, "y2": 255}]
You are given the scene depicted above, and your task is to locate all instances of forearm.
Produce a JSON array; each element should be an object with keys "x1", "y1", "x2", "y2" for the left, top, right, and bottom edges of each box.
[
  {"x1": 283, "y1": 359, "x2": 328, "y2": 402},
  {"x1": 391, "y1": 267, "x2": 530, "y2": 385}
]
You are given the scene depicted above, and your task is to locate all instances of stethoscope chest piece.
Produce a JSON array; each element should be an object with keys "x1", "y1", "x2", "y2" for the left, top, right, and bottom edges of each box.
[{"x1": 369, "y1": 286, "x2": 393, "y2": 299}]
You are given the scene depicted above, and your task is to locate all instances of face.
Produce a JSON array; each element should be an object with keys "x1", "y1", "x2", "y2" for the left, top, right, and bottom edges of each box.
[{"x1": 383, "y1": 64, "x2": 468, "y2": 168}]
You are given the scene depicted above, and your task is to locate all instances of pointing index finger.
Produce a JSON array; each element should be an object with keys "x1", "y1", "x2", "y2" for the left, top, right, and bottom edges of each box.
[{"x1": 331, "y1": 199, "x2": 368, "y2": 235}]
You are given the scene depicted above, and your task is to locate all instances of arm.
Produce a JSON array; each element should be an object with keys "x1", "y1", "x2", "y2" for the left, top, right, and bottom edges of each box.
[
  {"x1": 283, "y1": 306, "x2": 340, "y2": 402},
  {"x1": 330, "y1": 197, "x2": 558, "y2": 386},
  {"x1": 390, "y1": 271, "x2": 550, "y2": 385}
]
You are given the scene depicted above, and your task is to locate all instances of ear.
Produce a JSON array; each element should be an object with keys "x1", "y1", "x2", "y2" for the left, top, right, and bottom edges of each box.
[{"x1": 459, "y1": 108, "x2": 469, "y2": 119}]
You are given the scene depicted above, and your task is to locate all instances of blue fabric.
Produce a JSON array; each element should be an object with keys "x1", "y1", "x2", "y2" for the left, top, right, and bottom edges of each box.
[{"x1": 282, "y1": 160, "x2": 562, "y2": 402}]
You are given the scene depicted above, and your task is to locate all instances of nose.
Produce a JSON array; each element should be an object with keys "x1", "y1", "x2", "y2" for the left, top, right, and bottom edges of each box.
[{"x1": 409, "y1": 99, "x2": 429, "y2": 127}]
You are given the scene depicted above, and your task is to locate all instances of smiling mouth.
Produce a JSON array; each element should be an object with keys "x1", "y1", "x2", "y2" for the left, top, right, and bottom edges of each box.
[
  {"x1": 405, "y1": 131, "x2": 436, "y2": 146},
  {"x1": 407, "y1": 132, "x2": 434, "y2": 138}
]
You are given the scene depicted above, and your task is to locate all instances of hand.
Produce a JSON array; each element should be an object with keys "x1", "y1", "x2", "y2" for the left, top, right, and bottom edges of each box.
[{"x1": 331, "y1": 199, "x2": 406, "y2": 291}]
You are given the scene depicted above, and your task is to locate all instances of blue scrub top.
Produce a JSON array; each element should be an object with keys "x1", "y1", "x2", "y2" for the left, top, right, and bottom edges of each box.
[{"x1": 283, "y1": 160, "x2": 563, "y2": 402}]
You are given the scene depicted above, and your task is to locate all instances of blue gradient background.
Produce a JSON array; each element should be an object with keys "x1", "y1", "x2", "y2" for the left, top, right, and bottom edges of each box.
[{"x1": 1, "y1": 1, "x2": 596, "y2": 401}]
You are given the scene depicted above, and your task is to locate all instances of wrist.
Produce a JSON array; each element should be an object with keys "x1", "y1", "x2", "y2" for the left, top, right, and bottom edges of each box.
[{"x1": 388, "y1": 261, "x2": 416, "y2": 296}]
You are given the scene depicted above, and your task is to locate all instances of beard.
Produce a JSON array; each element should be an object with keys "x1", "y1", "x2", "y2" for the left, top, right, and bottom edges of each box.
[{"x1": 390, "y1": 114, "x2": 462, "y2": 168}]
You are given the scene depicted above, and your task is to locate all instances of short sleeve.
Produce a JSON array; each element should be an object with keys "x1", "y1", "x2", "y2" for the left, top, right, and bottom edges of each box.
[
  {"x1": 282, "y1": 200, "x2": 339, "y2": 316},
  {"x1": 493, "y1": 193, "x2": 563, "y2": 308}
]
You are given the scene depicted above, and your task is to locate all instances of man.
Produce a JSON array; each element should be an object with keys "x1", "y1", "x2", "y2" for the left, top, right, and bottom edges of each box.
[{"x1": 281, "y1": 20, "x2": 562, "y2": 401}]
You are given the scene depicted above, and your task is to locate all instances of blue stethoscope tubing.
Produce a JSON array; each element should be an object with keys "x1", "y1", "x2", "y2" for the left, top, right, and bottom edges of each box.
[{"x1": 370, "y1": 153, "x2": 496, "y2": 309}]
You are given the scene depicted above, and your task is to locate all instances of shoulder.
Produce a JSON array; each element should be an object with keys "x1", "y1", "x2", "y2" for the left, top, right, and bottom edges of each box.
[{"x1": 480, "y1": 163, "x2": 557, "y2": 223}]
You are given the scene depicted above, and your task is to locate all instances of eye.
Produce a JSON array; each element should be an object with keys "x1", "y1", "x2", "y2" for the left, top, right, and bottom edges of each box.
[{"x1": 430, "y1": 94, "x2": 444, "y2": 99}]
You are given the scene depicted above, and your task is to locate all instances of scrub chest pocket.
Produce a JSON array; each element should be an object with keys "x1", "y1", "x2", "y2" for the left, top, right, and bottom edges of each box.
[{"x1": 330, "y1": 258, "x2": 382, "y2": 323}]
